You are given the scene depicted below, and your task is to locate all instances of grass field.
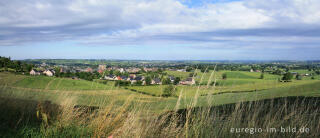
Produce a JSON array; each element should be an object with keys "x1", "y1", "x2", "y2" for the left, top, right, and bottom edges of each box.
[
  {"x1": 1, "y1": 71, "x2": 320, "y2": 137},
  {"x1": 1, "y1": 72, "x2": 320, "y2": 111},
  {"x1": 0, "y1": 73, "x2": 115, "y2": 91},
  {"x1": 129, "y1": 69, "x2": 318, "y2": 98},
  {"x1": 166, "y1": 70, "x2": 281, "y2": 84}
]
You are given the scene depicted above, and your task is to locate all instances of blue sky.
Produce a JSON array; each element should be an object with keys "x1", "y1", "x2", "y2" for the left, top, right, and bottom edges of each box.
[{"x1": 1, "y1": 0, "x2": 320, "y2": 60}]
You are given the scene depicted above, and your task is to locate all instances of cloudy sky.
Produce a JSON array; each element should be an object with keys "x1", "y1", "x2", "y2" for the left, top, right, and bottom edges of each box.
[{"x1": 1, "y1": 0, "x2": 320, "y2": 60}]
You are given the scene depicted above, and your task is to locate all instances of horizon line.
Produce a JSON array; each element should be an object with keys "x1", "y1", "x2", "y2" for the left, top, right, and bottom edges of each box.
[{"x1": 16, "y1": 58, "x2": 320, "y2": 62}]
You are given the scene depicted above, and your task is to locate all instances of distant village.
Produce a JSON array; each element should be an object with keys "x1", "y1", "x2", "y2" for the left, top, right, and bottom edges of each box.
[
  {"x1": 25, "y1": 59, "x2": 320, "y2": 86},
  {"x1": 1, "y1": 56, "x2": 319, "y2": 86},
  {"x1": 29, "y1": 63, "x2": 195, "y2": 86}
]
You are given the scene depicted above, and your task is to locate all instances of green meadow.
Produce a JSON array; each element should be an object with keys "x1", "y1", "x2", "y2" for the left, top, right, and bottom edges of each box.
[
  {"x1": 1, "y1": 71, "x2": 320, "y2": 110},
  {"x1": 1, "y1": 71, "x2": 320, "y2": 137},
  {"x1": 166, "y1": 70, "x2": 281, "y2": 83},
  {"x1": 1, "y1": 73, "x2": 115, "y2": 91}
]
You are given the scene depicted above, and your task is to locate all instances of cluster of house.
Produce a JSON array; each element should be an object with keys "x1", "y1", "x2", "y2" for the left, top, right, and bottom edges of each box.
[
  {"x1": 143, "y1": 67, "x2": 158, "y2": 72},
  {"x1": 58, "y1": 66, "x2": 90, "y2": 73},
  {"x1": 98, "y1": 66, "x2": 159, "y2": 74},
  {"x1": 29, "y1": 64, "x2": 196, "y2": 85},
  {"x1": 35, "y1": 64, "x2": 163, "y2": 76},
  {"x1": 103, "y1": 74, "x2": 162, "y2": 85},
  {"x1": 103, "y1": 74, "x2": 195, "y2": 85},
  {"x1": 30, "y1": 69, "x2": 55, "y2": 76}
]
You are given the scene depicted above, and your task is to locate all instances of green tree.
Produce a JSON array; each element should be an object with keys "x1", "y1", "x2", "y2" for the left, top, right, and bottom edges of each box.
[
  {"x1": 54, "y1": 67, "x2": 61, "y2": 77},
  {"x1": 157, "y1": 68, "x2": 163, "y2": 73},
  {"x1": 200, "y1": 68, "x2": 208, "y2": 73},
  {"x1": 282, "y1": 72, "x2": 293, "y2": 81},
  {"x1": 139, "y1": 67, "x2": 146, "y2": 73},
  {"x1": 136, "y1": 80, "x2": 143, "y2": 86},
  {"x1": 273, "y1": 69, "x2": 282, "y2": 75},
  {"x1": 162, "y1": 77, "x2": 171, "y2": 85},
  {"x1": 162, "y1": 85, "x2": 176, "y2": 97},
  {"x1": 109, "y1": 70, "x2": 114, "y2": 75},
  {"x1": 145, "y1": 76, "x2": 152, "y2": 85},
  {"x1": 260, "y1": 73, "x2": 264, "y2": 79},
  {"x1": 222, "y1": 73, "x2": 227, "y2": 80},
  {"x1": 296, "y1": 74, "x2": 302, "y2": 80},
  {"x1": 173, "y1": 77, "x2": 181, "y2": 85},
  {"x1": 114, "y1": 70, "x2": 121, "y2": 76},
  {"x1": 189, "y1": 72, "x2": 197, "y2": 77},
  {"x1": 186, "y1": 67, "x2": 193, "y2": 72}
]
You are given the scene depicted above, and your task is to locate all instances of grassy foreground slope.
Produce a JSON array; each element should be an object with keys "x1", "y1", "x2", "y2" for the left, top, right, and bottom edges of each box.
[
  {"x1": 1, "y1": 72, "x2": 320, "y2": 112},
  {"x1": 1, "y1": 72, "x2": 320, "y2": 137}
]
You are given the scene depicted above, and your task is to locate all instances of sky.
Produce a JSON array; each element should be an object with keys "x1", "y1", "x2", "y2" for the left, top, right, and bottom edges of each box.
[{"x1": 0, "y1": 0, "x2": 320, "y2": 60}]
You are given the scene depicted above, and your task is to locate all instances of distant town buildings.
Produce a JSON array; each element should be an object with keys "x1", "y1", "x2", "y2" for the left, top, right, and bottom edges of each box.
[
  {"x1": 118, "y1": 68, "x2": 125, "y2": 73},
  {"x1": 86, "y1": 67, "x2": 93, "y2": 73},
  {"x1": 143, "y1": 67, "x2": 158, "y2": 72},
  {"x1": 98, "y1": 65, "x2": 106, "y2": 74},
  {"x1": 126, "y1": 68, "x2": 141, "y2": 73}
]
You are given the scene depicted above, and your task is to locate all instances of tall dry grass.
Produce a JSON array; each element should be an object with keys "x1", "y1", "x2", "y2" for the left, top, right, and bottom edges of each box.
[{"x1": 26, "y1": 92, "x2": 319, "y2": 137}]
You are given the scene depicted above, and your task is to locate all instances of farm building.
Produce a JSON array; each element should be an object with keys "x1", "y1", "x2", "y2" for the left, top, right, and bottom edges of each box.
[
  {"x1": 168, "y1": 76, "x2": 175, "y2": 82},
  {"x1": 30, "y1": 69, "x2": 41, "y2": 75},
  {"x1": 151, "y1": 78, "x2": 162, "y2": 85},
  {"x1": 121, "y1": 76, "x2": 130, "y2": 81},
  {"x1": 43, "y1": 69, "x2": 55, "y2": 77},
  {"x1": 104, "y1": 75, "x2": 116, "y2": 80},
  {"x1": 180, "y1": 77, "x2": 195, "y2": 85}
]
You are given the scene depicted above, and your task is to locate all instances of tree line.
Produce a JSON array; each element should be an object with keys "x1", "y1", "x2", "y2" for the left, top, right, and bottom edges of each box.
[{"x1": 0, "y1": 56, "x2": 34, "y2": 73}]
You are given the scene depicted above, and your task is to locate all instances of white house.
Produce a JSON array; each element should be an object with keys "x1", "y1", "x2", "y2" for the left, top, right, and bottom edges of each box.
[
  {"x1": 118, "y1": 68, "x2": 125, "y2": 73},
  {"x1": 30, "y1": 69, "x2": 41, "y2": 75},
  {"x1": 104, "y1": 75, "x2": 116, "y2": 80},
  {"x1": 43, "y1": 69, "x2": 55, "y2": 77}
]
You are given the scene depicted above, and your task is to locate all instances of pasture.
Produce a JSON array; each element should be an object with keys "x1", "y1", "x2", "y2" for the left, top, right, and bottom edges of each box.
[
  {"x1": 11, "y1": 75, "x2": 115, "y2": 91},
  {"x1": 1, "y1": 71, "x2": 319, "y2": 112},
  {"x1": 1, "y1": 71, "x2": 320, "y2": 137}
]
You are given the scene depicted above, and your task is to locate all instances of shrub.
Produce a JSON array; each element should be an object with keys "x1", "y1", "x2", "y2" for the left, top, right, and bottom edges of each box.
[
  {"x1": 174, "y1": 77, "x2": 181, "y2": 85},
  {"x1": 162, "y1": 85, "x2": 176, "y2": 97},
  {"x1": 114, "y1": 80, "x2": 130, "y2": 86},
  {"x1": 296, "y1": 74, "x2": 302, "y2": 80},
  {"x1": 282, "y1": 72, "x2": 293, "y2": 81},
  {"x1": 210, "y1": 81, "x2": 221, "y2": 86},
  {"x1": 260, "y1": 73, "x2": 264, "y2": 79},
  {"x1": 222, "y1": 73, "x2": 227, "y2": 80}
]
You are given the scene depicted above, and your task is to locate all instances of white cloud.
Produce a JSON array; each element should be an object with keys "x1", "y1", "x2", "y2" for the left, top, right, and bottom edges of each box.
[
  {"x1": 0, "y1": 0, "x2": 319, "y2": 50},
  {"x1": 245, "y1": 0, "x2": 320, "y2": 25}
]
